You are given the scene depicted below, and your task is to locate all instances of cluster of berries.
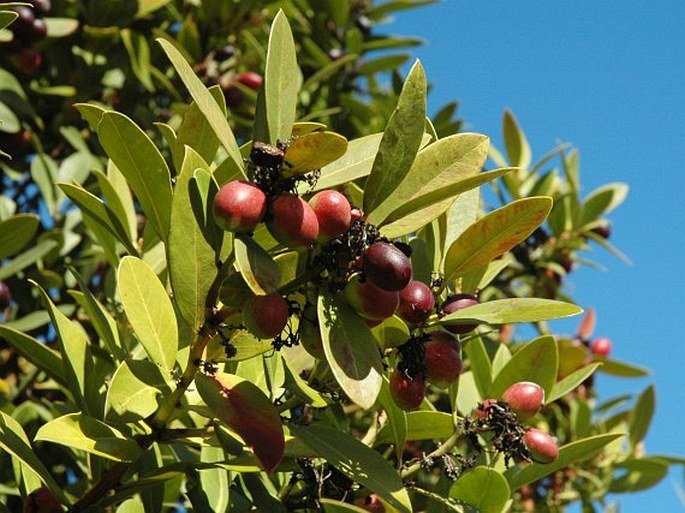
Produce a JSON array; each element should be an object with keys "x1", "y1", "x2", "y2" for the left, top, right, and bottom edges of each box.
[
  {"x1": 474, "y1": 381, "x2": 559, "y2": 464},
  {"x1": 2, "y1": 1, "x2": 51, "y2": 73}
]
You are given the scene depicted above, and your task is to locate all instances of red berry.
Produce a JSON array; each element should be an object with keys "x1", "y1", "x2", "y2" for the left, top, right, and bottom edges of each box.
[
  {"x1": 308, "y1": 190, "x2": 352, "y2": 242},
  {"x1": 500, "y1": 381, "x2": 545, "y2": 423},
  {"x1": 344, "y1": 274, "x2": 399, "y2": 321},
  {"x1": 15, "y1": 48, "x2": 42, "y2": 74},
  {"x1": 591, "y1": 223, "x2": 611, "y2": 239},
  {"x1": 423, "y1": 332, "x2": 462, "y2": 389},
  {"x1": 350, "y1": 207, "x2": 364, "y2": 222},
  {"x1": 27, "y1": 18, "x2": 47, "y2": 41},
  {"x1": 0, "y1": 281, "x2": 11, "y2": 309},
  {"x1": 363, "y1": 242, "x2": 412, "y2": 292},
  {"x1": 213, "y1": 180, "x2": 267, "y2": 233},
  {"x1": 267, "y1": 193, "x2": 319, "y2": 248},
  {"x1": 242, "y1": 293, "x2": 289, "y2": 339},
  {"x1": 473, "y1": 398, "x2": 498, "y2": 419},
  {"x1": 355, "y1": 494, "x2": 386, "y2": 513},
  {"x1": 389, "y1": 370, "x2": 425, "y2": 411},
  {"x1": 522, "y1": 428, "x2": 559, "y2": 463},
  {"x1": 590, "y1": 337, "x2": 612, "y2": 358},
  {"x1": 238, "y1": 71, "x2": 263, "y2": 91},
  {"x1": 23, "y1": 487, "x2": 61, "y2": 513},
  {"x1": 441, "y1": 293, "x2": 479, "y2": 334},
  {"x1": 397, "y1": 280, "x2": 434, "y2": 324}
]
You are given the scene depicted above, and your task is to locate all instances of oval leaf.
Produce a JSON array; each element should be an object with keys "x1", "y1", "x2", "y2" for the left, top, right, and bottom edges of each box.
[
  {"x1": 547, "y1": 363, "x2": 601, "y2": 404},
  {"x1": 318, "y1": 293, "x2": 383, "y2": 409},
  {"x1": 118, "y1": 256, "x2": 178, "y2": 371},
  {"x1": 376, "y1": 411, "x2": 454, "y2": 445},
  {"x1": 489, "y1": 335, "x2": 558, "y2": 399},
  {"x1": 437, "y1": 298, "x2": 582, "y2": 327},
  {"x1": 195, "y1": 372, "x2": 285, "y2": 472},
  {"x1": 449, "y1": 466, "x2": 510, "y2": 513},
  {"x1": 629, "y1": 385, "x2": 655, "y2": 447},
  {"x1": 597, "y1": 358, "x2": 650, "y2": 378},
  {"x1": 283, "y1": 131, "x2": 348, "y2": 177},
  {"x1": 35, "y1": 413, "x2": 141, "y2": 462},
  {"x1": 444, "y1": 197, "x2": 552, "y2": 281},
  {"x1": 0, "y1": 214, "x2": 39, "y2": 260},
  {"x1": 106, "y1": 360, "x2": 171, "y2": 422},
  {"x1": 291, "y1": 423, "x2": 412, "y2": 513}
]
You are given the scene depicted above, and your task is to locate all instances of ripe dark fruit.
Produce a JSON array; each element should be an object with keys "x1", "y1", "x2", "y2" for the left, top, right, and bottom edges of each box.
[
  {"x1": 522, "y1": 428, "x2": 559, "y2": 463},
  {"x1": 500, "y1": 381, "x2": 545, "y2": 423},
  {"x1": 389, "y1": 370, "x2": 425, "y2": 411},
  {"x1": 267, "y1": 193, "x2": 319, "y2": 248},
  {"x1": 15, "y1": 48, "x2": 42, "y2": 74},
  {"x1": 28, "y1": 18, "x2": 47, "y2": 41},
  {"x1": 242, "y1": 292, "x2": 289, "y2": 339},
  {"x1": 23, "y1": 487, "x2": 61, "y2": 513},
  {"x1": 213, "y1": 180, "x2": 267, "y2": 233},
  {"x1": 590, "y1": 337, "x2": 612, "y2": 358},
  {"x1": 423, "y1": 332, "x2": 462, "y2": 388},
  {"x1": 398, "y1": 280, "x2": 434, "y2": 324},
  {"x1": 363, "y1": 242, "x2": 412, "y2": 292},
  {"x1": 441, "y1": 293, "x2": 480, "y2": 334},
  {"x1": 215, "y1": 44, "x2": 236, "y2": 61},
  {"x1": 31, "y1": 0, "x2": 52, "y2": 15},
  {"x1": 12, "y1": 7, "x2": 35, "y2": 33},
  {"x1": 308, "y1": 190, "x2": 352, "y2": 242},
  {"x1": 344, "y1": 274, "x2": 399, "y2": 321},
  {"x1": 238, "y1": 71, "x2": 263, "y2": 91},
  {"x1": 591, "y1": 223, "x2": 611, "y2": 239},
  {"x1": 0, "y1": 281, "x2": 11, "y2": 309}
]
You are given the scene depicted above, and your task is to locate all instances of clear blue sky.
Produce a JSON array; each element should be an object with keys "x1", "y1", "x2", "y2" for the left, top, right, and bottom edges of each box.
[{"x1": 393, "y1": 2, "x2": 685, "y2": 511}]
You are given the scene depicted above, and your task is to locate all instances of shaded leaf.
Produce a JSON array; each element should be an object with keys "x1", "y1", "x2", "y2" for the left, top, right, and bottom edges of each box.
[
  {"x1": 629, "y1": 385, "x2": 655, "y2": 446},
  {"x1": 610, "y1": 457, "x2": 669, "y2": 493},
  {"x1": 291, "y1": 423, "x2": 412, "y2": 513},
  {"x1": 377, "y1": 377, "x2": 407, "y2": 463},
  {"x1": 449, "y1": 466, "x2": 510, "y2": 513},
  {"x1": 106, "y1": 360, "x2": 171, "y2": 422},
  {"x1": 0, "y1": 326, "x2": 66, "y2": 387},
  {"x1": 282, "y1": 131, "x2": 348, "y2": 177},
  {"x1": 0, "y1": 214, "x2": 39, "y2": 260},
  {"x1": 318, "y1": 293, "x2": 383, "y2": 409},
  {"x1": 597, "y1": 358, "x2": 650, "y2": 378},
  {"x1": 234, "y1": 235, "x2": 281, "y2": 295},
  {"x1": 376, "y1": 411, "x2": 454, "y2": 444}
]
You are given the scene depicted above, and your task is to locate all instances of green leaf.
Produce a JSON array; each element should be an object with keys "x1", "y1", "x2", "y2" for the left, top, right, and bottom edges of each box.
[
  {"x1": 195, "y1": 372, "x2": 284, "y2": 473},
  {"x1": 380, "y1": 168, "x2": 513, "y2": 238},
  {"x1": 137, "y1": 0, "x2": 171, "y2": 16},
  {"x1": 106, "y1": 359, "x2": 171, "y2": 422},
  {"x1": 444, "y1": 197, "x2": 552, "y2": 281},
  {"x1": 610, "y1": 457, "x2": 669, "y2": 493},
  {"x1": 370, "y1": 315, "x2": 410, "y2": 350},
  {"x1": 0, "y1": 10, "x2": 18, "y2": 32},
  {"x1": 547, "y1": 363, "x2": 601, "y2": 404},
  {"x1": 0, "y1": 238, "x2": 59, "y2": 281},
  {"x1": 58, "y1": 182, "x2": 138, "y2": 255},
  {"x1": 629, "y1": 385, "x2": 655, "y2": 446},
  {"x1": 291, "y1": 423, "x2": 412, "y2": 513},
  {"x1": 597, "y1": 358, "x2": 650, "y2": 377},
  {"x1": 282, "y1": 356, "x2": 329, "y2": 408},
  {"x1": 503, "y1": 110, "x2": 531, "y2": 170},
  {"x1": 176, "y1": 85, "x2": 226, "y2": 166},
  {"x1": 506, "y1": 434, "x2": 624, "y2": 489},
  {"x1": 489, "y1": 335, "x2": 558, "y2": 399},
  {"x1": 313, "y1": 133, "x2": 383, "y2": 192},
  {"x1": 0, "y1": 326, "x2": 66, "y2": 387},
  {"x1": 121, "y1": 29, "x2": 154, "y2": 92},
  {"x1": 33, "y1": 282, "x2": 100, "y2": 416},
  {"x1": 376, "y1": 411, "x2": 454, "y2": 444},
  {"x1": 0, "y1": 214, "x2": 39, "y2": 259},
  {"x1": 579, "y1": 182, "x2": 629, "y2": 227},
  {"x1": 465, "y1": 337, "x2": 492, "y2": 397},
  {"x1": 449, "y1": 466, "x2": 510, "y2": 513},
  {"x1": 282, "y1": 132, "x2": 348, "y2": 177},
  {"x1": 218, "y1": 330, "x2": 274, "y2": 362},
  {"x1": 377, "y1": 377, "x2": 407, "y2": 463},
  {"x1": 97, "y1": 112, "x2": 172, "y2": 242},
  {"x1": 234, "y1": 235, "x2": 281, "y2": 295},
  {"x1": 259, "y1": 10, "x2": 299, "y2": 144},
  {"x1": 364, "y1": 60, "x2": 426, "y2": 216},
  {"x1": 437, "y1": 298, "x2": 582, "y2": 327},
  {"x1": 168, "y1": 147, "x2": 217, "y2": 330},
  {"x1": 118, "y1": 256, "x2": 178, "y2": 371},
  {"x1": 369, "y1": 133, "x2": 488, "y2": 228},
  {"x1": 0, "y1": 412, "x2": 67, "y2": 505},
  {"x1": 44, "y1": 17, "x2": 79, "y2": 37},
  {"x1": 35, "y1": 413, "x2": 141, "y2": 462},
  {"x1": 321, "y1": 499, "x2": 371, "y2": 513},
  {"x1": 157, "y1": 38, "x2": 245, "y2": 178},
  {"x1": 318, "y1": 293, "x2": 383, "y2": 409}
]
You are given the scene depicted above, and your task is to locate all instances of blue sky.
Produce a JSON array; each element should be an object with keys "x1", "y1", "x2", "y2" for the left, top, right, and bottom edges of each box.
[{"x1": 393, "y1": 1, "x2": 685, "y2": 511}]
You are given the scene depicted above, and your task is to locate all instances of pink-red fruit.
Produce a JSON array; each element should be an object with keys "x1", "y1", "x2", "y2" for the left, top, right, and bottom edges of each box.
[
  {"x1": 213, "y1": 180, "x2": 267, "y2": 233},
  {"x1": 238, "y1": 71, "x2": 263, "y2": 91},
  {"x1": 473, "y1": 398, "x2": 498, "y2": 419},
  {"x1": 441, "y1": 293, "x2": 480, "y2": 334},
  {"x1": 267, "y1": 193, "x2": 319, "y2": 247},
  {"x1": 590, "y1": 337, "x2": 612, "y2": 358},
  {"x1": 23, "y1": 487, "x2": 61, "y2": 513},
  {"x1": 398, "y1": 280, "x2": 434, "y2": 324},
  {"x1": 522, "y1": 428, "x2": 559, "y2": 463},
  {"x1": 500, "y1": 381, "x2": 545, "y2": 423},
  {"x1": 344, "y1": 274, "x2": 399, "y2": 321},
  {"x1": 389, "y1": 370, "x2": 425, "y2": 411},
  {"x1": 308, "y1": 190, "x2": 352, "y2": 242},
  {"x1": 242, "y1": 293, "x2": 289, "y2": 339},
  {"x1": 363, "y1": 242, "x2": 412, "y2": 292},
  {"x1": 355, "y1": 495, "x2": 386, "y2": 513},
  {"x1": 423, "y1": 332, "x2": 462, "y2": 389}
]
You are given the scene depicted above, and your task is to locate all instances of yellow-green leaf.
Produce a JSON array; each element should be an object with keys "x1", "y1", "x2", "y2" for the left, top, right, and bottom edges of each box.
[{"x1": 282, "y1": 131, "x2": 348, "y2": 177}]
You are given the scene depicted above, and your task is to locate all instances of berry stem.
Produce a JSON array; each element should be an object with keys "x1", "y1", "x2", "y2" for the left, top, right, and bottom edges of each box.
[{"x1": 400, "y1": 430, "x2": 465, "y2": 480}]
